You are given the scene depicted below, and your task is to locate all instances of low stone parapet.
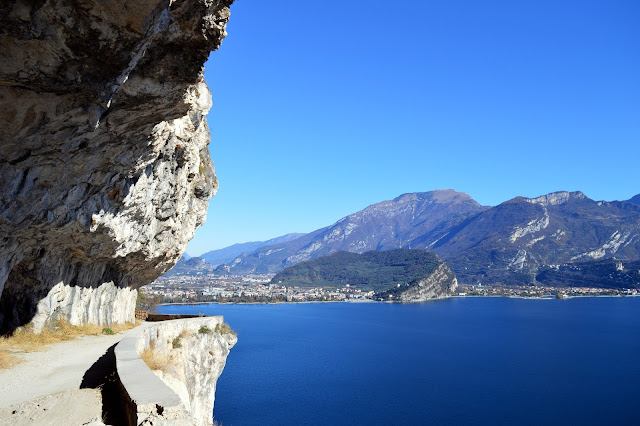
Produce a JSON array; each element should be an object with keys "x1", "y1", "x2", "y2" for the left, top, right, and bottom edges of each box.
[{"x1": 114, "y1": 317, "x2": 236, "y2": 425}]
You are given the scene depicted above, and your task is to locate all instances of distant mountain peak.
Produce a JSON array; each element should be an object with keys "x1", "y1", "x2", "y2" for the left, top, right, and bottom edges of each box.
[
  {"x1": 513, "y1": 191, "x2": 587, "y2": 206},
  {"x1": 220, "y1": 189, "x2": 488, "y2": 274},
  {"x1": 336, "y1": 190, "x2": 481, "y2": 225},
  {"x1": 627, "y1": 194, "x2": 640, "y2": 205},
  {"x1": 393, "y1": 189, "x2": 477, "y2": 205}
]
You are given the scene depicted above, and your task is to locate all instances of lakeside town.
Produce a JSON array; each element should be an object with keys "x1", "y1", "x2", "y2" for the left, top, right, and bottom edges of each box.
[
  {"x1": 142, "y1": 273, "x2": 640, "y2": 305},
  {"x1": 143, "y1": 274, "x2": 375, "y2": 304}
]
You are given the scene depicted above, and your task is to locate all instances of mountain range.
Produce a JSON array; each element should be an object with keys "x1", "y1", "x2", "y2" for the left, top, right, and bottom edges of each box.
[
  {"x1": 199, "y1": 233, "x2": 305, "y2": 267},
  {"x1": 217, "y1": 190, "x2": 484, "y2": 273},
  {"x1": 213, "y1": 189, "x2": 640, "y2": 287},
  {"x1": 164, "y1": 256, "x2": 216, "y2": 277}
]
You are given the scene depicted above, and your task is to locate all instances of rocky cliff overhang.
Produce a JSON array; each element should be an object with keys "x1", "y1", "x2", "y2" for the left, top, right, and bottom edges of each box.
[{"x1": 0, "y1": 0, "x2": 234, "y2": 333}]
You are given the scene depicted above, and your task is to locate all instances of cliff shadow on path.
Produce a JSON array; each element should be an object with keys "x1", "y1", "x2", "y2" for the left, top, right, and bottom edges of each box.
[{"x1": 81, "y1": 343, "x2": 129, "y2": 426}]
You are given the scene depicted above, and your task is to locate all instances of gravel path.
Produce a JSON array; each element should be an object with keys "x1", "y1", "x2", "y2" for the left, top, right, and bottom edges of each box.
[
  {"x1": 0, "y1": 333, "x2": 124, "y2": 409},
  {"x1": 0, "y1": 389, "x2": 104, "y2": 425}
]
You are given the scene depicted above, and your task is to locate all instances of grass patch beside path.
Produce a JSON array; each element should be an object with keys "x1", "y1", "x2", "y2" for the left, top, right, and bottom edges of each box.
[
  {"x1": 140, "y1": 347, "x2": 174, "y2": 373},
  {"x1": 0, "y1": 319, "x2": 138, "y2": 370},
  {"x1": 0, "y1": 350, "x2": 21, "y2": 369}
]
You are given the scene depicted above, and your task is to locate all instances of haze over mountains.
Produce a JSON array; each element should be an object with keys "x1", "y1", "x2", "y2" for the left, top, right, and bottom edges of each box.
[
  {"x1": 170, "y1": 189, "x2": 640, "y2": 287},
  {"x1": 168, "y1": 233, "x2": 305, "y2": 276},
  {"x1": 165, "y1": 256, "x2": 217, "y2": 277},
  {"x1": 199, "y1": 233, "x2": 305, "y2": 267}
]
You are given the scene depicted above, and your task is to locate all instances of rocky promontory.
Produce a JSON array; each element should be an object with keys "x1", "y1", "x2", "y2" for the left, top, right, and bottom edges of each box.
[
  {"x1": 271, "y1": 249, "x2": 458, "y2": 302},
  {"x1": 0, "y1": 0, "x2": 234, "y2": 333}
]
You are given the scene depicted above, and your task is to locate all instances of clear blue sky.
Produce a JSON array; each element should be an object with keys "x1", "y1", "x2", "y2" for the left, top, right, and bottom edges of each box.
[{"x1": 186, "y1": 0, "x2": 639, "y2": 256}]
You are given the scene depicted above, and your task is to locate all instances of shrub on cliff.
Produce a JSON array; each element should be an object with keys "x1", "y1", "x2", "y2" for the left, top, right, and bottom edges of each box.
[
  {"x1": 215, "y1": 323, "x2": 236, "y2": 336},
  {"x1": 172, "y1": 336, "x2": 182, "y2": 348}
]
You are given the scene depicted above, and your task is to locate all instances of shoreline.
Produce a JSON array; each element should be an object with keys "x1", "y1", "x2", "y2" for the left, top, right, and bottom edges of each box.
[
  {"x1": 156, "y1": 299, "x2": 375, "y2": 307},
  {"x1": 155, "y1": 293, "x2": 639, "y2": 308}
]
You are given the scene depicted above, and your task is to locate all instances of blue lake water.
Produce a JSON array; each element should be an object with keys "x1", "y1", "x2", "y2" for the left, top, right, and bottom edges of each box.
[{"x1": 158, "y1": 297, "x2": 640, "y2": 425}]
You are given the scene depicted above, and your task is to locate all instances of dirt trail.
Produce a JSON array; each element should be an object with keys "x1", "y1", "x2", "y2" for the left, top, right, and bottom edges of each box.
[{"x1": 0, "y1": 332, "x2": 126, "y2": 424}]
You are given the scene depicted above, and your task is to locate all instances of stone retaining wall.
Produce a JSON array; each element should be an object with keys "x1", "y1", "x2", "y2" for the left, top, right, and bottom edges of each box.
[{"x1": 114, "y1": 317, "x2": 236, "y2": 425}]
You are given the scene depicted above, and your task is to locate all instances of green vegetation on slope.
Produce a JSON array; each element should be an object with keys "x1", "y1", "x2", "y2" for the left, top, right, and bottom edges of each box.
[{"x1": 271, "y1": 249, "x2": 444, "y2": 293}]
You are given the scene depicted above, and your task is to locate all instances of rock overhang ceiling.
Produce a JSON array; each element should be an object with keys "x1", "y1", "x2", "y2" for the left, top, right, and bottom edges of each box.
[{"x1": 0, "y1": 0, "x2": 234, "y2": 333}]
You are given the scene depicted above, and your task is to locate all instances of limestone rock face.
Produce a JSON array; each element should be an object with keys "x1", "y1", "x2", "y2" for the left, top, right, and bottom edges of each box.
[
  {"x1": 136, "y1": 317, "x2": 237, "y2": 425},
  {"x1": 398, "y1": 263, "x2": 458, "y2": 302},
  {"x1": 32, "y1": 281, "x2": 137, "y2": 333},
  {"x1": 0, "y1": 0, "x2": 234, "y2": 332}
]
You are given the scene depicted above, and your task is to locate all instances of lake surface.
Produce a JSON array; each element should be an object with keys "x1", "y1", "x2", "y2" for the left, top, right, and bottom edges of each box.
[{"x1": 158, "y1": 297, "x2": 640, "y2": 425}]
